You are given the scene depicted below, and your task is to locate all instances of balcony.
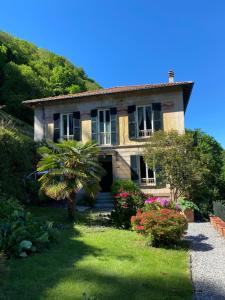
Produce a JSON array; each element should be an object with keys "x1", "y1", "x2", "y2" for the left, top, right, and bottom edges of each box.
[
  {"x1": 140, "y1": 178, "x2": 156, "y2": 186},
  {"x1": 138, "y1": 129, "x2": 153, "y2": 138}
]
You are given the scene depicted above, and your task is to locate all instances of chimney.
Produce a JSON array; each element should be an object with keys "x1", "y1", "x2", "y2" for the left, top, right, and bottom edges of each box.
[{"x1": 168, "y1": 70, "x2": 174, "y2": 83}]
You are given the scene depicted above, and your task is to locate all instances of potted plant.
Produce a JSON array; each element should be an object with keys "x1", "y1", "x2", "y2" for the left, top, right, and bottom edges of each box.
[{"x1": 177, "y1": 198, "x2": 199, "y2": 223}]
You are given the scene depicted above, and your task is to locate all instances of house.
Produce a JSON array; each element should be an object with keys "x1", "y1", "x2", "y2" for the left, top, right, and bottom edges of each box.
[{"x1": 23, "y1": 71, "x2": 194, "y2": 197}]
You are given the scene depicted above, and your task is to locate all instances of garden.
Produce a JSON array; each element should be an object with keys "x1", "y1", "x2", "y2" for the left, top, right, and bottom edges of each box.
[{"x1": 0, "y1": 127, "x2": 224, "y2": 299}]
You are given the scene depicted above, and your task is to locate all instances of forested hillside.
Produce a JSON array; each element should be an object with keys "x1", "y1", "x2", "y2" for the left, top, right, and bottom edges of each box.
[{"x1": 0, "y1": 31, "x2": 101, "y2": 124}]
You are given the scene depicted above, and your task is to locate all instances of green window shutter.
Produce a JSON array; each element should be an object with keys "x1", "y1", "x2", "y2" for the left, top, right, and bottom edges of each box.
[
  {"x1": 128, "y1": 105, "x2": 137, "y2": 139},
  {"x1": 53, "y1": 113, "x2": 60, "y2": 142},
  {"x1": 110, "y1": 107, "x2": 117, "y2": 145},
  {"x1": 152, "y1": 103, "x2": 162, "y2": 131},
  {"x1": 73, "y1": 111, "x2": 80, "y2": 141},
  {"x1": 130, "y1": 155, "x2": 139, "y2": 181},
  {"x1": 91, "y1": 109, "x2": 98, "y2": 142}
]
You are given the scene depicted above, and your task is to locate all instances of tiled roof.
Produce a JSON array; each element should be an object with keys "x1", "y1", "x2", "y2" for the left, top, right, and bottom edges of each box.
[{"x1": 22, "y1": 81, "x2": 194, "y2": 111}]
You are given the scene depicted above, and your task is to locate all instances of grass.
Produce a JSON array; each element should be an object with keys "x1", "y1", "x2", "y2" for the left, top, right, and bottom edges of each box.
[{"x1": 1, "y1": 207, "x2": 192, "y2": 300}]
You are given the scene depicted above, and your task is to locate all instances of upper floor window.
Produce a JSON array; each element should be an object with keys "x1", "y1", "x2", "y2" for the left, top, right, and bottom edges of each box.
[
  {"x1": 61, "y1": 113, "x2": 74, "y2": 140},
  {"x1": 98, "y1": 109, "x2": 111, "y2": 145},
  {"x1": 91, "y1": 108, "x2": 117, "y2": 146},
  {"x1": 128, "y1": 103, "x2": 162, "y2": 140},
  {"x1": 53, "y1": 112, "x2": 80, "y2": 142},
  {"x1": 137, "y1": 105, "x2": 153, "y2": 138}
]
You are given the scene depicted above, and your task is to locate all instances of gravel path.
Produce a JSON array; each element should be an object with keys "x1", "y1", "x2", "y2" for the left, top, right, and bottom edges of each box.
[{"x1": 186, "y1": 222, "x2": 225, "y2": 300}]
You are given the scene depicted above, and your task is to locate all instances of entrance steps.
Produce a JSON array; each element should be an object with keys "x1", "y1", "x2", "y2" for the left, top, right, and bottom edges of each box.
[{"x1": 94, "y1": 192, "x2": 114, "y2": 210}]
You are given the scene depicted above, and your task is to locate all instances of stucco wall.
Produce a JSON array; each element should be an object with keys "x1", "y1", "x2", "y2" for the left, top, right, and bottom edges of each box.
[
  {"x1": 33, "y1": 88, "x2": 185, "y2": 197},
  {"x1": 36, "y1": 88, "x2": 185, "y2": 143}
]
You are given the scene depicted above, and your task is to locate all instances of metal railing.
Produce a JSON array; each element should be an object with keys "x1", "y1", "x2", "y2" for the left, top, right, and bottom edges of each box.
[
  {"x1": 138, "y1": 129, "x2": 153, "y2": 138},
  {"x1": 140, "y1": 178, "x2": 156, "y2": 186}
]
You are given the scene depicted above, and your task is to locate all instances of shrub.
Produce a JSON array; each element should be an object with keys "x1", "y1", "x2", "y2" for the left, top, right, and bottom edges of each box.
[
  {"x1": 0, "y1": 127, "x2": 36, "y2": 200},
  {"x1": 111, "y1": 179, "x2": 141, "y2": 196},
  {"x1": 131, "y1": 209, "x2": 187, "y2": 247},
  {"x1": 0, "y1": 196, "x2": 58, "y2": 258},
  {"x1": 178, "y1": 198, "x2": 199, "y2": 212},
  {"x1": 111, "y1": 192, "x2": 146, "y2": 229},
  {"x1": 143, "y1": 196, "x2": 178, "y2": 211}
]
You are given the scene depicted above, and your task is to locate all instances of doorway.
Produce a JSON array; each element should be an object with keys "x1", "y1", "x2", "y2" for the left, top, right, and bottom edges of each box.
[{"x1": 99, "y1": 155, "x2": 113, "y2": 192}]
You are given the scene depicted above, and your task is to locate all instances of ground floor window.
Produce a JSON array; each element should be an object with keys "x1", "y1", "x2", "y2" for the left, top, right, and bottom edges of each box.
[{"x1": 130, "y1": 155, "x2": 156, "y2": 186}]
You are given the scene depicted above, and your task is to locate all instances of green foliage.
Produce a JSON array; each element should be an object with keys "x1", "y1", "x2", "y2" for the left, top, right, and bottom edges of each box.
[
  {"x1": 178, "y1": 198, "x2": 199, "y2": 212},
  {"x1": 111, "y1": 192, "x2": 146, "y2": 229},
  {"x1": 1, "y1": 206, "x2": 193, "y2": 300},
  {"x1": 131, "y1": 209, "x2": 187, "y2": 247},
  {"x1": 111, "y1": 179, "x2": 141, "y2": 196},
  {"x1": 144, "y1": 129, "x2": 224, "y2": 213},
  {"x1": 0, "y1": 126, "x2": 36, "y2": 200},
  {"x1": 0, "y1": 31, "x2": 101, "y2": 124},
  {"x1": 0, "y1": 196, "x2": 58, "y2": 258},
  {"x1": 38, "y1": 140, "x2": 104, "y2": 220},
  {"x1": 187, "y1": 129, "x2": 224, "y2": 217}
]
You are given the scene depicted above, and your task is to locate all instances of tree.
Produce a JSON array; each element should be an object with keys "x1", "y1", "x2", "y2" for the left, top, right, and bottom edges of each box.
[
  {"x1": 0, "y1": 31, "x2": 101, "y2": 124},
  {"x1": 143, "y1": 130, "x2": 206, "y2": 202},
  {"x1": 187, "y1": 130, "x2": 224, "y2": 216},
  {"x1": 37, "y1": 141, "x2": 104, "y2": 221}
]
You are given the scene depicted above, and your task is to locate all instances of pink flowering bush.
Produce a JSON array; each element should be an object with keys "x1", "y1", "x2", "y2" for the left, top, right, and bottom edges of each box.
[
  {"x1": 143, "y1": 197, "x2": 179, "y2": 212},
  {"x1": 131, "y1": 208, "x2": 187, "y2": 247},
  {"x1": 111, "y1": 191, "x2": 146, "y2": 229}
]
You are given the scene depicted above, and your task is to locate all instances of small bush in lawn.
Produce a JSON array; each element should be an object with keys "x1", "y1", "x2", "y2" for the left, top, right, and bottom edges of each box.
[
  {"x1": 111, "y1": 179, "x2": 141, "y2": 196},
  {"x1": 131, "y1": 209, "x2": 187, "y2": 247},
  {"x1": 0, "y1": 196, "x2": 59, "y2": 258},
  {"x1": 111, "y1": 191, "x2": 146, "y2": 229}
]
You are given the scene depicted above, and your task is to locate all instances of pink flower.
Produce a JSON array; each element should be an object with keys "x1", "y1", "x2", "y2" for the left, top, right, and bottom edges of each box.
[
  {"x1": 120, "y1": 192, "x2": 129, "y2": 198},
  {"x1": 145, "y1": 197, "x2": 158, "y2": 204}
]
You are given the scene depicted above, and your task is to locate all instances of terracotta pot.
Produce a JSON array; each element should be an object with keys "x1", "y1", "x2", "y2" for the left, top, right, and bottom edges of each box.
[{"x1": 183, "y1": 208, "x2": 194, "y2": 223}]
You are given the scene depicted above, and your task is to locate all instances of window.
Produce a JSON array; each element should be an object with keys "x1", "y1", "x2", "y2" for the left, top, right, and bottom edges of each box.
[
  {"x1": 128, "y1": 103, "x2": 162, "y2": 140},
  {"x1": 137, "y1": 105, "x2": 153, "y2": 138},
  {"x1": 61, "y1": 113, "x2": 74, "y2": 140},
  {"x1": 130, "y1": 155, "x2": 156, "y2": 186},
  {"x1": 98, "y1": 109, "x2": 111, "y2": 145}
]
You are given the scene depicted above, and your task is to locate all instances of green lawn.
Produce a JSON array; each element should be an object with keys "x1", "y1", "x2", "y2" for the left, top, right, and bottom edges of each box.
[{"x1": 1, "y1": 207, "x2": 192, "y2": 300}]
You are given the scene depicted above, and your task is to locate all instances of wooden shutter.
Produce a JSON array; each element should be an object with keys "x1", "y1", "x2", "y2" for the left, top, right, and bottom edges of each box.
[
  {"x1": 91, "y1": 109, "x2": 98, "y2": 142},
  {"x1": 110, "y1": 107, "x2": 117, "y2": 145},
  {"x1": 130, "y1": 155, "x2": 139, "y2": 181},
  {"x1": 128, "y1": 105, "x2": 137, "y2": 139},
  {"x1": 53, "y1": 113, "x2": 60, "y2": 142},
  {"x1": 73, "y1": 111, "x2": 80, "y2": 141},
  {"x1": 152, "y1": 103, "x2": 162, "y2": 131}
]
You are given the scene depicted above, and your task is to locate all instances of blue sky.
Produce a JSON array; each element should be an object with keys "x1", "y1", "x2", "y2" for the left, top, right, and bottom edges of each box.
[{"x1": 1, "y1": 0, "x2": 225, "y2": 147}]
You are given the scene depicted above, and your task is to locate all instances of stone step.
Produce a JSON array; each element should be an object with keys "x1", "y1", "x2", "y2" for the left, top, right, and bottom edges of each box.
[
  {"x1": 95, "y1": 197, "x2": 113, "y2": 202},
  {"x1": 94, "y1": 203, "x2": 114, "y2": 209}
]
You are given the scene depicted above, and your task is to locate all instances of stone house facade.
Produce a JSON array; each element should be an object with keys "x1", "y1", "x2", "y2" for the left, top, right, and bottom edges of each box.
[{"x1": 23, "y1": 72, "x2": 194, "y2": 196}]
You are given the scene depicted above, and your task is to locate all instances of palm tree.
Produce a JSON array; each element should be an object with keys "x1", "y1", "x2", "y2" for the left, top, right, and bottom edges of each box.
[{"x1": 37, "y1": 140, "x2": 104, "y2": 221}]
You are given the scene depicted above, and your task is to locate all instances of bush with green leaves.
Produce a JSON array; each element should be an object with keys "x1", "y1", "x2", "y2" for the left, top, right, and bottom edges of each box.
[
  {"x1": 111, "y1": 179, "x2": 141, "y2": 196},
  {"x1": 0, "y1": 195, "x2": 58, "y2": 258},
  {"x1": 0, "y1": 127, "x2": 36, "y2": 201},
  {"x1": 111, "y1": 191, "x2": 146, "y2": 229},
  {"x1": 131, "y1": 209, "x2": 187, "y2": 247}
]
